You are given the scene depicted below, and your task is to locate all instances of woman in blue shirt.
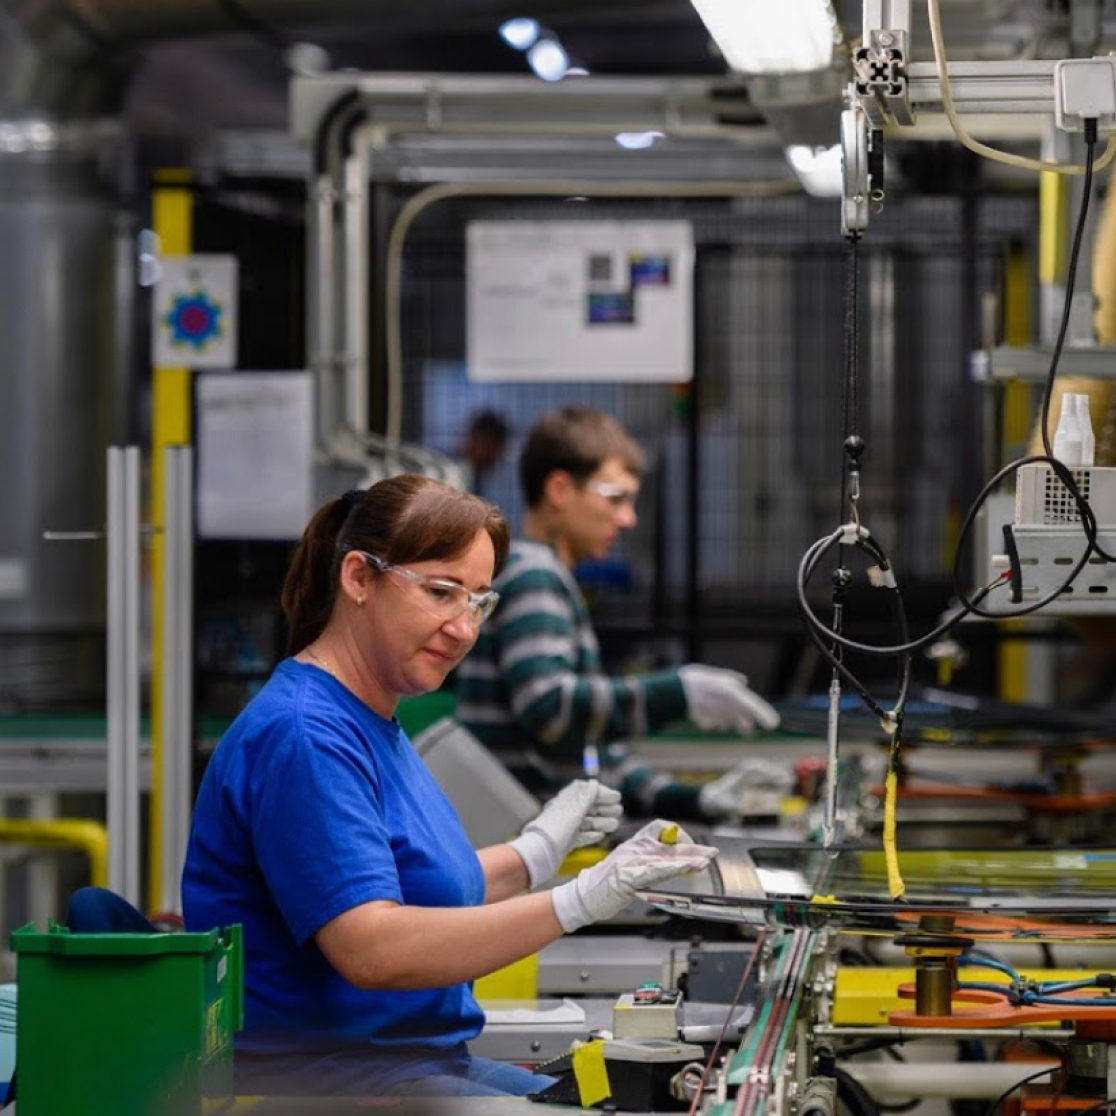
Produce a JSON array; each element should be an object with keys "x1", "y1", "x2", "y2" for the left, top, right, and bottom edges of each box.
[{"x1": 182, "y1": 473, "x2": 715, "y2": 1098}]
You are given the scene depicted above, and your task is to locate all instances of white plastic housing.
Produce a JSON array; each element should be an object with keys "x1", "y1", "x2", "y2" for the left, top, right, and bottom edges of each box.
[{"x1": 992, "y1": 464, "x2": 1116, "y2": 614}]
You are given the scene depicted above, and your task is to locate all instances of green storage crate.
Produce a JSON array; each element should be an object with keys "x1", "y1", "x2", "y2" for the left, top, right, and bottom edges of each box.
[{"x1": 12, "y1": 922, "x2": 243, "y2": 1116}]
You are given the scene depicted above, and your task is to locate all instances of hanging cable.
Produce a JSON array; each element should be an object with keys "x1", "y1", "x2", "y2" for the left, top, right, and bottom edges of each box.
[
  {"x1": 801, "y1": 121, "x2": 1105, "y2": 896},
  {"x1": 798, "y1": 122, "x2": 1104, "y2": 674}
]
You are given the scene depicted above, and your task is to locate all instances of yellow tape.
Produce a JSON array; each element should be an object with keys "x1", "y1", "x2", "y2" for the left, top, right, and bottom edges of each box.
[
  {"x1": 883, "y1": 769, "x2": 905, "y2": 901},
  {"x1": 474, "y1": 952, "x2": 538, "y2": 1000},
  {"x1": 572, "y1": 1040, "x2": 611, "y2": 1108}
]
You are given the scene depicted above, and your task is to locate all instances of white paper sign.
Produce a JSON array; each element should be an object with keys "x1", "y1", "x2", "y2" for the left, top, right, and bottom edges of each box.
[
  {"x1": 196, "y1": 372, "x2": 313, "y2": 540},
  {"x1": 467, "y1": 220, "x2": 693, "y2": 382},
  {"x1": 152, "y1": 254, "x2": 239, "y2": 368}
]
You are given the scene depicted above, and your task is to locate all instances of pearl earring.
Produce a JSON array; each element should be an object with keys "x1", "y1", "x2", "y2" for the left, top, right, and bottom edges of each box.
[{"x1": 357, "y1": 596, "x2": 365, "y2": 606}]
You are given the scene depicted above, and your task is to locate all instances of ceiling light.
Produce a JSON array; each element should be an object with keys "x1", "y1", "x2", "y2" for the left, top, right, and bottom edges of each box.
[
  {"x1": 785, "y1": 144, "x2": 843, "y2": 196},
  {"x1": 689, "y1": 0, "x2": 839, "y2": 74},
  {"x1": 615, "y1": 131, "x2": 664, "y2": 150},
  {"x1": 527, "y1": 39, "x2": 570, "y2": 83},
  {"x1": 499, "y1": 18, "x2": 541, "y2": 51}
]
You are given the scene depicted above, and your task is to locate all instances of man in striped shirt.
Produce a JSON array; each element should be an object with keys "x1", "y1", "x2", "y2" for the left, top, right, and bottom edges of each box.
[{"x1": 456, "y1": 407, "x2": 781, "y2": 822}]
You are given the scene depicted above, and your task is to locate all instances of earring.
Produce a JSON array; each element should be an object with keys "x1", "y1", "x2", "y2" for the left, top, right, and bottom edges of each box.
[{"x1": 357, "y1": 596, "x2": 365, "y2": 607}]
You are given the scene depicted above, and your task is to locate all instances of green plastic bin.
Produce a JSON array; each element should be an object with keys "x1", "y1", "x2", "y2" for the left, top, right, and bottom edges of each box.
[{"x1": 12, "y1": 922, "x2": 243, "y2": 1116}]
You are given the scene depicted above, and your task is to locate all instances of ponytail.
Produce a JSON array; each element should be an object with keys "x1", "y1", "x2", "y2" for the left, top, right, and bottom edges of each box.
[{"x1": 280, "y1": 495, "x2": 350, "y2": 653}]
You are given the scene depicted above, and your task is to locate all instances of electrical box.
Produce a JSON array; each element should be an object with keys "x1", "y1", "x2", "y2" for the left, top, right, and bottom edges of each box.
[{"x1": 613, "y1": 985, "x2": 683, "y2": 1039}]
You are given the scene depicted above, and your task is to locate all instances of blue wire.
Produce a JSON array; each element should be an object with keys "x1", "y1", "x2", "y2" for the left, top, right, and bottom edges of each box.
[
  {"x1": 960, "y1": 954, "x2": 1019, "y2": 980},
  {"x1": 1037, "y1": 979, "x2": 1104, "y2": 995}
]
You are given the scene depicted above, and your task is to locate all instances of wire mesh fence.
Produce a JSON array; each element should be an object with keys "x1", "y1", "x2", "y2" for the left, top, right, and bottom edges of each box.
[{"x1": 396, "y1": 190, "x2": 1037, "y2": 685}]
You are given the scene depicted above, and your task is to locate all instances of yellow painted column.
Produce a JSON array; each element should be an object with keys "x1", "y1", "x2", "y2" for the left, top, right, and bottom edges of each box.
[
  {"x1": 149, "y1": 170, "x2": 194, "y2": 911},
  {"x1": 998, "y1": 245, "x2": 1034, "y2": 703}
]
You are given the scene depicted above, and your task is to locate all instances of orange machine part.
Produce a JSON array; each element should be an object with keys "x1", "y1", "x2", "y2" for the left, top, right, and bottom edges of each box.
[
  {"x1": 869, "y1": 781, "x2": 1116, "y2": 815},
  {"x1": 889, "y1": 984, "x2": 1116, "y2": 1030}
]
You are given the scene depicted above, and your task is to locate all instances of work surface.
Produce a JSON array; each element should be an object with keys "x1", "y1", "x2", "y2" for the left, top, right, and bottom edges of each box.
[
  {"x1": 236, "y1": 1099, "x2": 600, "y2": 1114},
  {"x1": 1, "y1": 1100, "x2": 600, "y2": 1115}
]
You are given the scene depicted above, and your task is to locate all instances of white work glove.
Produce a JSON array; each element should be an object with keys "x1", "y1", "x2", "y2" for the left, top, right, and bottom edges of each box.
[
  {"x1": 509, "y1": 779, "x2": 623, "y2": 888},
  {"x1": 678, "y1": 664, "x2": 781, "y2": 735},
  {"x1": 550, "y1": 819, "x2": 718, "y2": 933},
  {"x1": 697, "y1": 758, "x2": 794, "y2": 820}
]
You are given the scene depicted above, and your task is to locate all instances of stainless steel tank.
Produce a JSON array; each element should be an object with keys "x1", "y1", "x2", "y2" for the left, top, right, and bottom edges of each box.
[{"x1": 0, "y1": 119, "x2": 123, "y2": 709}]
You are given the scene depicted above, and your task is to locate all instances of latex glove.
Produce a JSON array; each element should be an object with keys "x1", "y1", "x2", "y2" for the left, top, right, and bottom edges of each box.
[
  {"x1": 509, "y1": 779, "x2": 623, "y2": 888},
  {"x1": 550, "y1": 819, "x2": 718, "y2": 933},
  {"x1": 678, "y1": 664, "x2": 781, "y2": 734},
  {"x1": 698, "y1": 758, "x2": 796, "y2": 820}
]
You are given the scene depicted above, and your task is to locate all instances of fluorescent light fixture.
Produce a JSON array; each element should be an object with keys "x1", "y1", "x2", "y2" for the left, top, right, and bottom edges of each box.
[
  {"x1": 499, "y1": 18, "x2": 541, "y2": 51},
  {"x1": 690, "y1": 0, "x2": 838, "y2": 74},
  {"x1": 615, "y1": 131, "x2": 664, "y2": 150},
  {"x1": 785, "y1": 144, "x2": 843, "y2": 196},
  {"x1": 527, "y1": 38, "x2": 570, "y2": 82}
]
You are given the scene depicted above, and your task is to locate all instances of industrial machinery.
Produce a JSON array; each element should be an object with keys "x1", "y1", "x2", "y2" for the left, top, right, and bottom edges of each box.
[
  {"x1": 628, "y1": 839, "x2": 1116, "y2": 1116},
  {"x1": 586, "y1": 6, "x2": 1116, "y2": 1115}
]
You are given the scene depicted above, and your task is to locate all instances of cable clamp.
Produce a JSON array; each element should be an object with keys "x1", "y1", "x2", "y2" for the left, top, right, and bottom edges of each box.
[
  {"x1": 838, "y1": 522, "x2": 870, "y2": 545},
  {"x1": 867, "y1": 564, "x2": 896, "y2": 589}
]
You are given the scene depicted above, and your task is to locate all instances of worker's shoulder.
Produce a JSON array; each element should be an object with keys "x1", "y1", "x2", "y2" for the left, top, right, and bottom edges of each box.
[{"x1": 499, "y1": 539, "x2": 568, "y2": 587}]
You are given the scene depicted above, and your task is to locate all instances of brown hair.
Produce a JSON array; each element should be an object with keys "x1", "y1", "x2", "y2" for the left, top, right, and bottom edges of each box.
[
  {"x1": 519, "y1": 407, "x2": 645, "y2": 507},
  {"x1": 281, "y1": 474, "x2": 510, "y2": 653}
]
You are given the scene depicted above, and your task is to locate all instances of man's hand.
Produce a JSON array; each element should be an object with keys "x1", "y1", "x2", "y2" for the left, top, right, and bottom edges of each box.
[{"x1": 679, "y1": 665, "x2": 780, "y2": 734}]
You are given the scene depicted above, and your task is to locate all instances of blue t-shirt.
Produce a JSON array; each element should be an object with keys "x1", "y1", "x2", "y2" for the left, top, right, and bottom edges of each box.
[{"x1": 182, "y1": 658, "x2": 487, "y2": 1062}]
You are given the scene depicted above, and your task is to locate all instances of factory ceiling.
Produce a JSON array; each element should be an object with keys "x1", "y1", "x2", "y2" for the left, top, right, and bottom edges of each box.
[{"x1": 3, "y1": 0, "x2": 1116, "y2": 171}]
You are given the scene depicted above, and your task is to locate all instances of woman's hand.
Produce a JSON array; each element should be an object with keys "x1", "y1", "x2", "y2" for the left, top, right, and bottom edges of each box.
[
  {"x1": 509, "y1": 778, "x2": 623, "y2": 887},
  {"x1": 549, "y1": 819, "x2": 717, "y2": 932}
]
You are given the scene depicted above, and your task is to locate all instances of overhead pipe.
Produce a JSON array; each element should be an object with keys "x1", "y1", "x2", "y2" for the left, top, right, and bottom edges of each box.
[{"x1": 2, "y1": 0, "x2": 676, "y2": 113}]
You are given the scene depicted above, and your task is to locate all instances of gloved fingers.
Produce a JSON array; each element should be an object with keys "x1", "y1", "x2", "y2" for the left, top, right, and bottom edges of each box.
[
  {"x1": 714, "y1": 765, "x2": 753, "y2": 796},
  {"x1": 579, "y1": 816, "x2": 621, "y2": 837},
  {"x1": 618, "y1": 847, "x2": 719, "y2": 889},
  {"x1": 565, "y1": 778, "x2": 601, "y2": 807},
  {"x1": 584, "y1": 801, "x2": 624, "y2": 823},
  {"x1": 570, "y1": 815, "x2": 622, "y2": 848},
  {"x1": 628, "y1": 819, "x2": 699, "y2": 846},
  {"x1": 574, "y1": 782, "x2": 623, "y2": 841},
  {"x1": 733, "y1": 688, "x2": 781, "y2": 733},
  {"x1": 715, "y1": 666, "x2": 751, "y2": 687},
  {"x1": 593, "y1": 784, "x2": 622, "y2": 808},
  {"x1": 681, "y1": 663, "x2": 748, "y2": 686},
  {"x1": 698, "y1": 782, "x2": 740, "y2": 820}
]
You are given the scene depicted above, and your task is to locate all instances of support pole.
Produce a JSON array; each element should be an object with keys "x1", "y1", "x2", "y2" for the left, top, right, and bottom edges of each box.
[
  {"x1": 106, "y1": 445, "x2": 141, "y2": 906},
  {"x1": 158, "y1": 445, "x2": 194, "y2": 914}
]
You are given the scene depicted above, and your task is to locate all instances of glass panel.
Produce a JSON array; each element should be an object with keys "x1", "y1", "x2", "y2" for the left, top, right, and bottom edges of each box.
[{"x1": 640, "y1": 839, "x2": 1116, "y2": 941}]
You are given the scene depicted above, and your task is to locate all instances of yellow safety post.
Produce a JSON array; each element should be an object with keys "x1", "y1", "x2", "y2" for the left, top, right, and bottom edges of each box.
[
  {"x1": 999, "y1": 244, "x2": 1034, "y2": 702},
  {"x1": 149, "y1": 170, "x2": 194, "y2": 911},
  {"x1": 0, "y1": 818, "x2": 108, "y2": 889}
]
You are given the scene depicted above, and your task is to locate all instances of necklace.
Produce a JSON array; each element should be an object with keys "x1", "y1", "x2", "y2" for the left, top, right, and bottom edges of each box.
[{"x1": 305, "y1": 646, "x2": 338, "y2": 679}]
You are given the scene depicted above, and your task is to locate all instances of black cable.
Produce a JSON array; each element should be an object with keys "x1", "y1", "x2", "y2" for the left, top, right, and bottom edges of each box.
[
  {"x1": 797, "y1": 123, "x2": 1105, "y2": 694},
  {"x1": 1040, "y1": 117, "x2": 1100, "y2": 462},
  {"x1": 837, "y1": 1037, "x2": 910, "y2": 1059},
  {"x1": 878, "y1": 1099, "x2": 921, "y2": 1114},
  {"x1": 835, "y1": 1066, "x2": 882, "y2": 1116},
  {"x1": 981, "y1": 1063, "x2": 1065, "y2": 1116},
  {"x1": 212, "y1": 0, "x2": 288, "y2": 51},
  {"x1": 840, "y1": 234, "x2": 861, "y2": 519}
]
